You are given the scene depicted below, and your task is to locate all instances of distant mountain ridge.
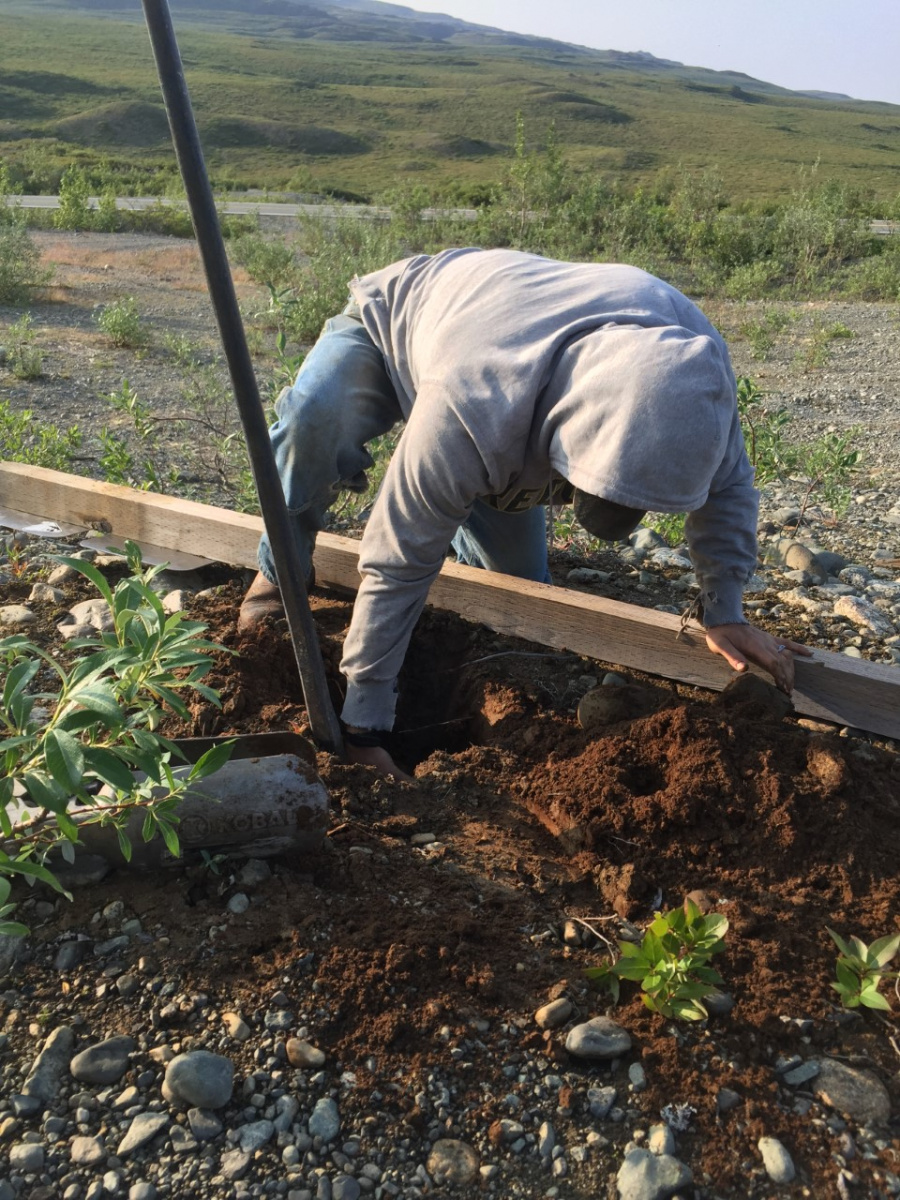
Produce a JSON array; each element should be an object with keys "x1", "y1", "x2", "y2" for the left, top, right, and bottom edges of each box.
[
  {"x1": 18, "y1": 0, "x2": 857, "y2": 100},
  {"x1": 2, "y1": 0, "x2": 896, "y2": 201}
]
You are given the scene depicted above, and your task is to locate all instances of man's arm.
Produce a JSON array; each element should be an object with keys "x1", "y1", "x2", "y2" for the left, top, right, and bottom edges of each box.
[{"x1": 685, "y1": 413, "x2": 811, "y2": 692}]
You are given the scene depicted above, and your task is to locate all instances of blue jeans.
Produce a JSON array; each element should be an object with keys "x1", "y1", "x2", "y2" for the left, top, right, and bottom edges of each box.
[{"x1": 258, "y1": 311, "x2": 551, "y2": 587}]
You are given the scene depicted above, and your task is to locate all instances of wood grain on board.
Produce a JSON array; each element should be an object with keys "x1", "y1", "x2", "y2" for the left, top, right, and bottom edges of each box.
[{"x1": 2, "y1": 461, "x2": 898, "y2": 740}]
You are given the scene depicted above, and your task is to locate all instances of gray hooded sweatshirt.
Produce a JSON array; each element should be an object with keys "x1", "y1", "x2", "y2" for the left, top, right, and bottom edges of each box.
[{"x1": 341, "y1": 248, "x2": 758, "y2": 730}]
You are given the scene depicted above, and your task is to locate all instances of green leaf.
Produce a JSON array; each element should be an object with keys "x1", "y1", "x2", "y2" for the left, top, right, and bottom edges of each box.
[
  {"x1": 81, "y1": 747, "x2": 136, "y2": 793},
  {"x1": 188, "y1": 741, "x2": 234, "y2": 781},
  {"x1": 858, "y1": 987, "x2": 891, "y2": 1011},
  {"x1": 115, "y1": 826, "x2": 133, "y2": 863},
  {"x1": 835, "y1": 959, "x2": 860, "y2": 990},
  {"x1": 868, "y1": 933, "x2": 900, "y2": 968},
  {"x1": 0, "y1": 919, "x2": 29, "y2": 937},
  {"x1": 44, "y1": 729, "x2": 86, "y2": 794},
  {"x1": 159, "y1": 820, "x2": 181, "y2": 859},
  {"x1": 827, "y1": 927, "x2": 854, "y2": 959},
  {"x1": 21, "y1": 770, "x2": 69, "y2": 813},
  {"x1": 57, "y1": 556, "x2": 114, "y2": 606},
  {"x1": 0, "y1": 854, "x2": 72, "y2": 898},
  {"x1": 2, "y1": 657, "x2": 39, "y2": 710},
  {"x1": 70, "y1": 684, "x2": 125, "y2": 726}
]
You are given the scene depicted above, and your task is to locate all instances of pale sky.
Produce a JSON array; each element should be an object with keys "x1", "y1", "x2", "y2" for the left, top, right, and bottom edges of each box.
[{"x1": 402, "y1": 0, "x2": 900, "y2": 107}]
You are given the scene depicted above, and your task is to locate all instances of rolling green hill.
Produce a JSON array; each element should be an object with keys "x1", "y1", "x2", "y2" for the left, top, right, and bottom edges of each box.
[{"x1": 2, "y1": 0, "x2": 900, "y2": 203}]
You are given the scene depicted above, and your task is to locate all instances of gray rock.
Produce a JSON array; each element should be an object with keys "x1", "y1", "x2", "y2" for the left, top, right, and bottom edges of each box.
[
  {"x1": 9, "y1": 1142, "x2": 45, "y2": 1172},
  {"x1": 308, "y1": 1097, "x2": 340, "y2": 1143},
  {"x1": 227, "y1": 892, "x2": 250, "y2": 915},
  {"x1": 817, "y1": 551, "x2": 848, "y2": 576},
  {"x1": 703, "y1": 988, "x2": 735, "y2": 1017},
  {"x1": 567, "y1": 567, "x2": 612, "y2": 585},
  {"x1": 70, "y1": 1135, "x2": 106, "y2": 1166},
  {"x1": 169, "y1": 1125, "x2": 198, "y2": 1154},
  {"x1": 631, "y1": 527, "x2": 667, "y2": 553},
  {"x1": 128, "y1": 1186, "x2": 156, "y2": 1200},
  {"x1": 782, "y1": 1060, "x2": 821, "y2": 1087},
  {"x1": 238, "y1": 859, "x2": 272, "y2": 887},
  {"x1": 264, "y1": 1009, "x2": 293, "y2": 1030},
  {"x1": 238, "y1": 1119, "x2": 274, "y2": 1152},
  {"x1": 23, "y1": 1025, "x2": 75, "y2": 1101},
  {"x1": 117, "y1": 1113, "x2": 169, "y2": 1157},
  {"x1": 426, "y1": 1139, "x2": 480, "y2": 1187},
  {"x1": 70, "y1": 1035, "x2": 135, "y2": 1085},
  {"x1": 587, "y1": 1086, "x2": 617, "y2": 1119},
  {"x1": 28, "y1": 582, "x2": 66, "y2": 604},
  {"x1": 834, "y1": 595, "x2": 895, "y2": 636},
  {"x1": 164, "y1": 1051, "x2": 234, "y2": 1109},
  {"x1": 286, "y1": 1038, "x2": 325, "y2": 1068},
  {"x1": 187, "y1": 1108, "x2": 223, "y2": 1141},
  {"x1": 616, "y1": 1146, "x2": 692, "y2": 1200},
  {"x1": 54, "y1": 940, "x2": 91, "y2": 971},
  {"x1": 0, "y1": 604, "x2": 37, "y2": 626},
  {"x1": 565, "y1": 1016, "x2": 631, "y2": 1061},
  {"x1": 814, "y1": 1057, "x2": 891, "y2": 1125},
  {"x1": 68, "y1": 598, "x2": 114, "y2": 632},
  {"x1": 628, "y1": 1062, "x2": 646, "y2": 1091},
  {"x1": 273, "y1": 1095, "x2": 300, "y2": 1133},
  {"x1": 332, "y1": 1178, "x2": 361, "y2": 1200},
  {"x1": 716, "y1": 1088, "x2": 741, "y2": 1114},
  {"x1": 758, "y1": 1136, "x2": 795, "y2": 1184},
  {"x1": 220, "y1": 1148, "x2": 252, "y2": 1181},
  {"x1": 783, "y1": 542, "x2": 829, "y2": 582},
  {"x1": 10, "y1": 1093, "x2": 41, "y2": 1116}
]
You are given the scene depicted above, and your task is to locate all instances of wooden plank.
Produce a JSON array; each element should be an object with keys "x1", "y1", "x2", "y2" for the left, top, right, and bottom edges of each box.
[{"x1": 2, "y1": 462, "x2": 899, "y2": 740}]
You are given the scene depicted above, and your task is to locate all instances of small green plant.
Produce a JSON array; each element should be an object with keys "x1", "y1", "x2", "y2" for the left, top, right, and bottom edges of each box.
[
  {"x1": 98, "y1": 381, "x2": 176, "y2": 492},
  {"x1": 802, "y1": 320, "x2": 855, "y2": 370},
  {"x1": 739, "y1": 309, "x2": 795, "y2": 360},
  {"x1": 828, "y1": 927, "x2": 900, "y2": 1011},
  {"x1": 0, "y1": 398, "x2": 81, "y2": 471},
  {"x1": 585, "y1": 900, "x2": 729, "y2": 1020},
  {"x1": 95, "y1": 297, "x2": 145, "y2": 349},
  {"x1": 5, "y1": 314, "x2": 44, "y2": 380},
  {"x1": 646, "y1": 512, "x2": 686, "y2": 547},
  {"x1": 0, "y1": 542, "x2": 233, "y2": 895}
]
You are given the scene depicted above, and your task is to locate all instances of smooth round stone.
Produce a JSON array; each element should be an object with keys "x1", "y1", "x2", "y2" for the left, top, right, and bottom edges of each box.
[
  {"x1": 0, "y1": 605, "x2": 36, "y2": 626},
  {"x1": 187, "y1": 1109, "x2": 223, "y2": 1141},
  {"x1": 535, "y1": 999, "x2": 573, "y2": 1030},
  {"x1": 308, "y1": 1097, "x2": 340, "y2": 1143},
  {"x1": 10, "y1": 1142, "x2": 45, "y2": 1171},
  {"x1": 70, "y1": 1036, "x2": 136, "y2": 1085},
  {"x1": 648, "y1": 1123, "x2": 675, "y2": 1156},
  {"x1": 587, "y1": 1086, "x2": 617, "y2": 1119},
  {"x1": 238, "y1": 1120, "x2": 274, "y2": 1152},
  {"x1": 628, "y1": 1062, "x2": 647, "y2": 1091},
  {"x1": 758, "y1": 1136, "x2": 795, "y2": 1184},
  {"x1": 286, "y1": 1038, "x2": 325, "y2": 1068},
  {"x1": 332, "y1": 1177, "x2": 361, "y2": 1200},
  {"x1": 426, "y1": 1139, "x2": 480, "y2": 1187},
  {"x1": 616, "y1": 1147, "x2": 692, "y2": 1200},
  {"x1": 565, "y1": 1016, "x2": 632, "y2": 1061},
  {"x1": 814, "y1": 1057, "x2": 891, "y2": 1125},
  {"x1": 227, "y1": 893, "x2": 250, "y2": 915},
  {"x1": 129, "y1": 1184, "x2": 157, "y2": 1200},
  {"x1": 117, "y1": 1113, "x2": 169, "y2": 1157},
  {"x1": 164, "y1": 1051, "x2": 234, "y2": 1109},
  {"x1": 222, "y1": 1012, "x2": 250, "y2": 1042}
]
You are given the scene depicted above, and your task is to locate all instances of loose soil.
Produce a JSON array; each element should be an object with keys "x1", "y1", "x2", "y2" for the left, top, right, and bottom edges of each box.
[
  {"x1": 7, "y1": 569, "x2": 900, "y2": 1199},
  {"x1": 2, "y1": 232, "x2": 900, "y2": 1198}
]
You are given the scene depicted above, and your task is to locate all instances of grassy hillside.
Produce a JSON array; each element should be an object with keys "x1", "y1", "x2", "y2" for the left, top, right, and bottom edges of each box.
[{"x1": 2, "y1": 1, "x2": 900, "y2": 203}]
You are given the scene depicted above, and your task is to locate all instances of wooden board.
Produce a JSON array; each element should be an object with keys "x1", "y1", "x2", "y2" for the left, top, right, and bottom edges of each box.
[{"x1": 2, "y1": 461, "x2": 899, "y2": 740}]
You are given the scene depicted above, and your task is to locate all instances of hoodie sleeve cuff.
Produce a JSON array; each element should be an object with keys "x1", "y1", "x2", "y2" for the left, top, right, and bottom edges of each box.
[
  {"x1": 340, "y1": 679, "x2": 400, "y2": 732},
  {"x1": 698, "y1": 577, "x2": 748, "y2": 628}
]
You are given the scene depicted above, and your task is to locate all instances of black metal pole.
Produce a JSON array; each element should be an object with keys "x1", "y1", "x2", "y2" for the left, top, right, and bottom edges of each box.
[{"x1": 141, "y1": 0, "x2": 343, "y2": 754}]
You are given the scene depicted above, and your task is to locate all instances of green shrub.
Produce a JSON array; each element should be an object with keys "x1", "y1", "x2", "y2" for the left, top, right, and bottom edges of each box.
[
  {"x1": 5, "y1": 314, "x2": 44, "y2": 380},
  {"x1": 0, "y1": 398, "x2": 81, "y2": 470},
  {"x1": 95, "y1": 297, "x2": 145, "y2": 348},
  {"x1": 0, "y1": 543, "x2": 233, "y2": 896}
]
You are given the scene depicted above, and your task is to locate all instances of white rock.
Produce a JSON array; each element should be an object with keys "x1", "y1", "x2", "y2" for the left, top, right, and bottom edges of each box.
[{"x1": 758, "y1": 1136, "x2": 795, "y2": 1184}]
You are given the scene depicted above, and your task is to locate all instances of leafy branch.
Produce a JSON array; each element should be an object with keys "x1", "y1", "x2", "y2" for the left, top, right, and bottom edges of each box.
[{"x1": 0, "y1": 542, "x2": 233, "y2": 894}]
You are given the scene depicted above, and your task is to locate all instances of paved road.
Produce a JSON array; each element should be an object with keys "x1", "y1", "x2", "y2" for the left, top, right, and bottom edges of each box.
[{"x1": 6, "y1": 195, "x2": 478, "y2": 222}]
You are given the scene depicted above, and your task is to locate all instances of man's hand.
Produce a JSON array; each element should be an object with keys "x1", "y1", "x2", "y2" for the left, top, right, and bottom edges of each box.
[
  {"x1": 345, "y1": 739, "x2": 415, "y2": 783},
  {"x1": 705, "y1": 622, "x2": 812, "y2": 694}
]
